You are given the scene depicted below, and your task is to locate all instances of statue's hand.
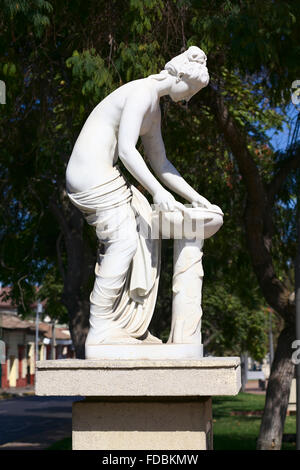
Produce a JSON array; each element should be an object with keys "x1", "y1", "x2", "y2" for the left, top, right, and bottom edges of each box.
[
  {"x1": 153, "y1": 188, "x2": 187, "y2": 213},
  {"x1": 190, "y1": 194, "x2": 211, "y2": 209},
  {"x1": 191, "y1": 195, "x2": 224, "y2": 215},
  {"x1": 209, "y1": 204, "x2": 224, "y2": 215}
]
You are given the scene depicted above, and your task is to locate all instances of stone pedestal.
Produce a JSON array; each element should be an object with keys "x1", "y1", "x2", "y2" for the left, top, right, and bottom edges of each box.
[
  {"x1": 35, "y1": 357, "x2": 241, "y2": 450},
  {"x1": 72, "y1": 398, "x2": 212, "y2": 450}
]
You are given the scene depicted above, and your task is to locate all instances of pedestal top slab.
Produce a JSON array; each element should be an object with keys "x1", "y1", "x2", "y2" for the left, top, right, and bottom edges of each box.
[
  {"x1": 35, "y1": 357, "x2": 241, "y2": 397},
  {"x1": 36, "y1": 357, "x2": 239, "y2": 369}
]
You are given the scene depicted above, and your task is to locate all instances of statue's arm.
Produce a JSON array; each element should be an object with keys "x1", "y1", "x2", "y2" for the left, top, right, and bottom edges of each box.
[
  {"x1": 142, "y1": 111, "x2": 212, "y2": 208},
  {"x1": 118, "y1": 90, "x2": 165, "y2": 197},
  {"x1": 118, "y1": 90, "x2": 188, "y2": 212}
]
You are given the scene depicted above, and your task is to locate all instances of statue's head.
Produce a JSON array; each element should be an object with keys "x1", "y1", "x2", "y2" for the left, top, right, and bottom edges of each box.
[
  {"x1": 151, "y1": 46, "x2": 209, "y2": 102},
  {"x1": 165, "y1": 46, "x2": 209, "y2": 102}
]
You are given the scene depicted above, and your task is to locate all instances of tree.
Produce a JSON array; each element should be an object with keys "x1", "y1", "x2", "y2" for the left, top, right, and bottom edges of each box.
[
  {"x1": 188, "y1": 0, "x2": 300, "y2": 448},
  {"x1": 1, "y1": 0, "x2": 264, "y2": 357},
  {"x1": 1, "y1": 0, "x2": 299, "y2": 449}
]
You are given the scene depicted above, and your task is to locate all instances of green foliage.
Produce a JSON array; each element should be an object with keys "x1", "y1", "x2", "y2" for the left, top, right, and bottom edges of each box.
[
  {"x1": 190, "y1": 0, "x2": 300, "y2": 104},
  {"x1": 2, "y1": 62, "x2": 16, "y2": 76},
  {"x1": 202, "y1": 283, "x2": 267, "y2": 360},
  {"x1": 213, "y1": 393, "x2": 296, "y2": 450},
  {"x1": 66, "y1": 49, "x2": 115, "y2": 100},
  {"x1": 2, "y1": 0, "x2": 53, "y2": 37},
  {"x1": 219, "y1": 68, "x2": 285, "y2": 138},
  {"x1": 117, "y1": 41, "x2": 164, "y2": 82},
  {"x1": 130, "y1": 0, "x2": 164, "y2": 34},
  {"x1": 38, "y1": 267, "x2": 68, "y2": 323},
  {"x1": 0, "y1": 0, "x2": 298, "y2": 359}
]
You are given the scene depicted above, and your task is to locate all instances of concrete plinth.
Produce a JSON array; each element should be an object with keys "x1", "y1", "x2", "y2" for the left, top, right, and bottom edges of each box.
[
  {"x1": 73, "y1": 398, "x2": 212, "y2": 450},
  {"x1": 35, "y1": 357, "x2": 241, "y2": 450}
]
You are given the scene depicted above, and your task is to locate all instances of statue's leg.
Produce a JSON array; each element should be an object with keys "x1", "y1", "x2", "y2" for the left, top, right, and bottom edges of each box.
[{"x1": 86, "y1": 203, "x2": 140, "y2": 345}]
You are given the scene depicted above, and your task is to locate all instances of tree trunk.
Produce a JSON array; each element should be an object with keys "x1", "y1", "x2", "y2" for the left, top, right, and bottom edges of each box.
[
  {"x1": 241, "y1": 352, "x2": 248, "y2": 392},
  {"x1": 62, "y1": 229, "x2": 95, "y2": 358},
  {"x1": 50, "y1": 197, "x2": 95, "y2": 358},
  {"x1": 256, "y1": 325, "x2": 295, "y2": 449},
  {"x1": 294, "y1": 192, "x2": 300, "y2": 449},
  {"x1": 204, "y1": 86, "x2": 299, "y2": 450},
  {"x1": 66, "y1": 297, "x2": 90, "y2": 359}
]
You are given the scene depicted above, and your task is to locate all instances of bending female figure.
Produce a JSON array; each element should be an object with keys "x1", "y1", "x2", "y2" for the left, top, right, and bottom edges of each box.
[{"x1": 66, "y1": 46, "x2": 214, "y2": 348}]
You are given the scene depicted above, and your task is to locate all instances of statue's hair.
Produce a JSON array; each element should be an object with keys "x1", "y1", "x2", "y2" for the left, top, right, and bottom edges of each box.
[{"x1": 149, "y1": 46, "x2": 209, "y2": 87}]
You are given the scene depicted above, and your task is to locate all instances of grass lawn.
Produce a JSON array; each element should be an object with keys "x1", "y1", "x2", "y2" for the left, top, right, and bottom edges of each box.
[
  {"x1": 213, "y1": 392, "x2": 296, "y2": 450},
  {"x1": 47, "y1": 392, "x2": 296, "y2": 450},
  {"x1": 48, "y1": 437, "x2": 72, "y2": 450}
]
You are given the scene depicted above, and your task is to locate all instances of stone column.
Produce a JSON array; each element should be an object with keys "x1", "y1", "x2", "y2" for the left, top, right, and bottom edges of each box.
[
  {"x1": 73, "y1": 398, "x2": 213, "y2": 450},
  {"x1": 168, "y1": 238, "x2": 204, "y2": 348}
]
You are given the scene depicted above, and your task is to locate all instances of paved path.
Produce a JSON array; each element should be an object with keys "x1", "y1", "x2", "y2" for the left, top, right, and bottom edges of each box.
[
  {"x1": 245, "y1": 379, "x2": 267, "y2": 395},
  {"x1": 0, "y1": 396, "x2": 81, "y2": 450},
  {"x1": 0, "y1": 385, "x2": 35, "y2": 398}
]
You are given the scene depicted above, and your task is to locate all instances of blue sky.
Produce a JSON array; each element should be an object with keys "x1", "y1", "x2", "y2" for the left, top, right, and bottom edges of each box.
[{"x1": 267, "y1": 104, "x2": 299, "y2": 152}]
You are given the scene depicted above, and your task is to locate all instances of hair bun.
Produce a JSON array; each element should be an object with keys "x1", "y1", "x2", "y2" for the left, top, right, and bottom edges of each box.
[
  {"x1": 187, "y1": 46, "x2": 207, "y2": 65},
  {"x1": 164, "y1": 46, "x2": 209, "y2": 87}
]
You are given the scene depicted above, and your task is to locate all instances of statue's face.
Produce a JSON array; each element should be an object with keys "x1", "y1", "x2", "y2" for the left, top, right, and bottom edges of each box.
[{"x1": 169, "y1": 79, "x2": 200, "y2": 103}]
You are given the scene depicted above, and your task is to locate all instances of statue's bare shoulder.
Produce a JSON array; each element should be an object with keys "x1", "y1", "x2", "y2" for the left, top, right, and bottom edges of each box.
[{"x1": 117, "y1": 79, "x2": 161, "y2": 138}]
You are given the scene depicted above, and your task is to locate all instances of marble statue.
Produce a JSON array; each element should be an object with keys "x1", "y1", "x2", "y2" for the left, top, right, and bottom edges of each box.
[{"x1": 65, "y1": 46, "x2": 223, "y2": 357}]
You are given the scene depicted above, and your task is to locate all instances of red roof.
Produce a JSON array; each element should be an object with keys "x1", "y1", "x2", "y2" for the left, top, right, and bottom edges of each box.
[
  {"x1": 0, "y1": 286, "x2": 69, "y2": 340},
  {"x1": 37, "y1": 323, "x2": 71, "y2": 340},
  {"x1": 0, "y1": 314, "x2": 70, "y2": 340},
  {"x1": 0, "y1": 313, "x2": 32, "y2": 330}
]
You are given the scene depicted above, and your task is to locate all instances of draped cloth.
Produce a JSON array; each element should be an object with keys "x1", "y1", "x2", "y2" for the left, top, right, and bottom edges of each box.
[{"x1": 67, "y1": 165, "x2": 161, "y2": 344}]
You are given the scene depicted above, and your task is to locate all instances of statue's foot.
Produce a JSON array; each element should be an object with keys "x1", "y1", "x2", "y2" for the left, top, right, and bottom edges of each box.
[
  {"x1": 138, "y1": 330, "x2": 162, "y2": 344},
  {"x1": 86, "y1": 327, "x2": 142, "y2": 345}
]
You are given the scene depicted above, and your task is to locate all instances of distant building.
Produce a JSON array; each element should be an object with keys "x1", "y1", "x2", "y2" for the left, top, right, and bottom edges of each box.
[{"x1": 0, "y1": 285, "x2": 75, "y2": 389}]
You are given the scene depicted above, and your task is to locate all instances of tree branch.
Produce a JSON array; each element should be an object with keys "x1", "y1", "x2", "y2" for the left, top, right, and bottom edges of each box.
[
  {"x1": 207, "y1": 85, "x2": 267, "y2": 204},
  {"x1": 267, "y1": 147, "x2": 300, "y2": 205},
  {"x1": 49, "y1": 199, "x2": 70, "y2": 238},
  {"x1": 206, "y1": 85, "x2": 294, "y2": 320},
  {"x1": 56, "y1": 231, "x2": 66, "y2": 283}
]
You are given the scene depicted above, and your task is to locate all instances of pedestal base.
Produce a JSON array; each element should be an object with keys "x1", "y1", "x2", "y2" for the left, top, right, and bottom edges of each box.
[
  {"x1": 85, "y1": 343, "x2": 203, "y2": 360},
  {"x1": 35, "y1": 357, "x2": 241, "y2": 450},
  {"x1": 73, "y1": 398, "x2": 212, "y2": 450}
]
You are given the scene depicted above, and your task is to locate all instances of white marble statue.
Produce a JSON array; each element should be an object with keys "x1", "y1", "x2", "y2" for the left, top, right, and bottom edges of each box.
[{"x1": 66, "y1": 46, "x2": 220, "y2": 351}]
